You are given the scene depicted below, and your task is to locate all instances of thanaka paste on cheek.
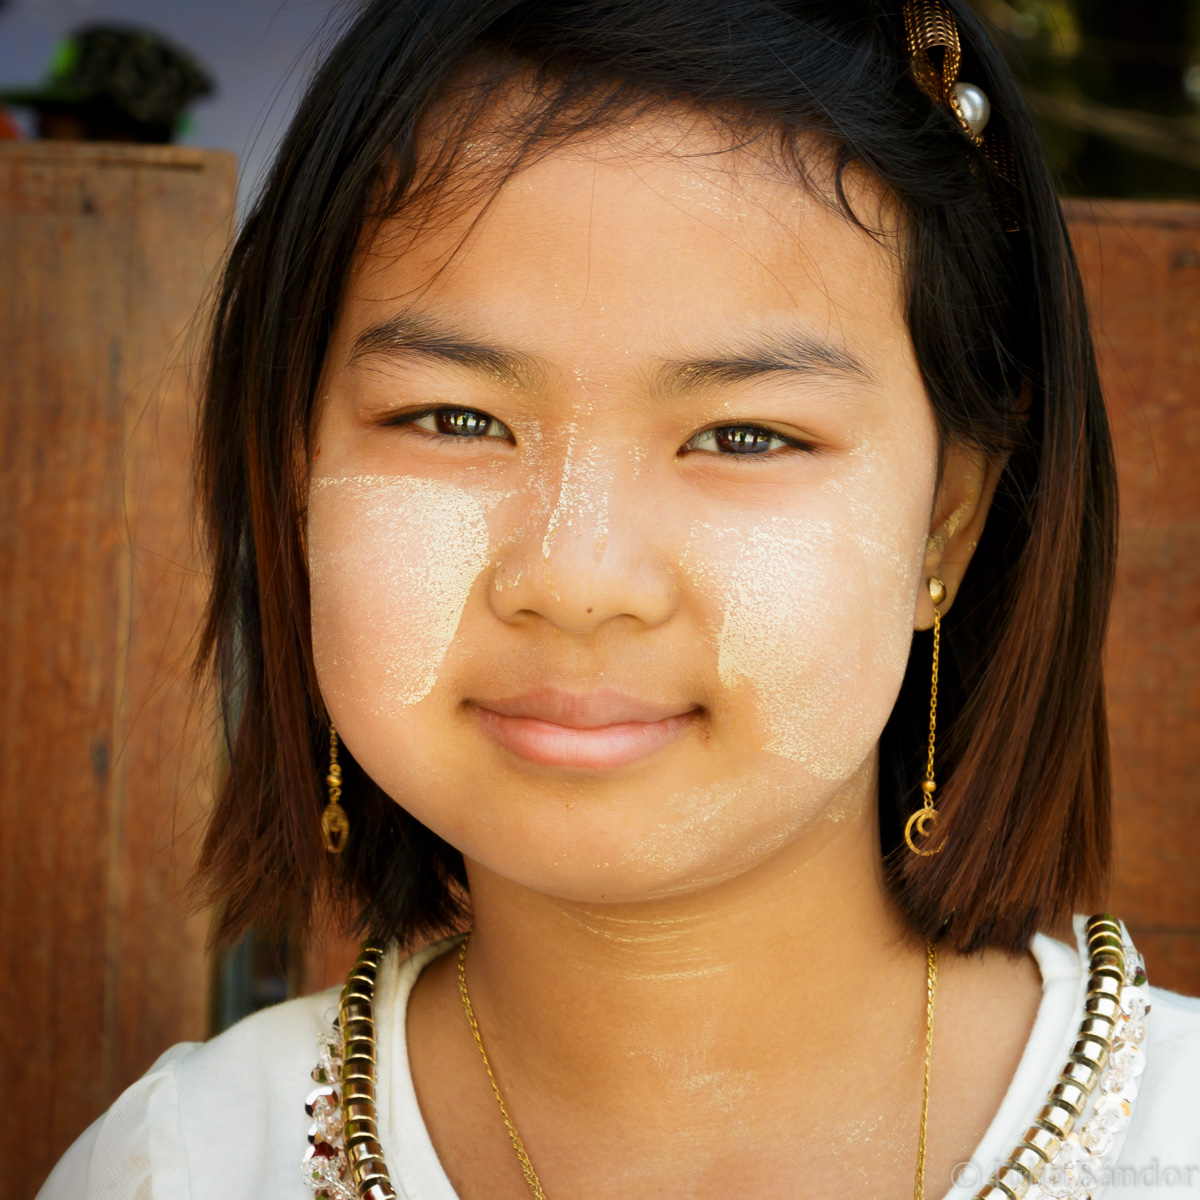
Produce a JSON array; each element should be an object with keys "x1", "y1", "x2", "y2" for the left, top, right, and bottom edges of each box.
[
  {"x1": 684, "y1": 503, "x2": 923, "y2": 782},
  {"x1": 626, "y1": 770, "x2": 841, "y2": 888},
  {"x1": 308, "y1": 475, "x2": 491, "y2": 717}
]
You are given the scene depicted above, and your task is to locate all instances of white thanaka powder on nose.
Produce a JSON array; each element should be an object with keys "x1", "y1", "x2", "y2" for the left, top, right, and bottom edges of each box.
[
  {"x1": 539, "y1": 406, "x2": 613, "y2": 593},
  {"x1": 308, "y1": 474, "x2": 491, "y2": 716}
]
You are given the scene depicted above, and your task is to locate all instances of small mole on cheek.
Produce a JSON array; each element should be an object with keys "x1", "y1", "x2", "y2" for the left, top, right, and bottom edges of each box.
[{"x1": 586, "y1": 607, "x2": 593, "y2": 614}]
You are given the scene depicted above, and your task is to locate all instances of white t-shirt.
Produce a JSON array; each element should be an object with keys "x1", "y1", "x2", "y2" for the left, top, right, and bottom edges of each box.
[{"x1": 38, "y1": 916, "x2": 1200, "y2": 1200}]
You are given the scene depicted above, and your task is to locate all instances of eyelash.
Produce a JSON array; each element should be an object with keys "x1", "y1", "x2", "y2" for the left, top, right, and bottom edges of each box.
[
  {"x1": 383, "y1": 406, "x2": 815, "y2": 458},
  {"x1": 383, "y1": 406, "x2": 512, "y2": 443},
  {"x1": 682, "y1": 424, "x2": 814, "y2": 459}
]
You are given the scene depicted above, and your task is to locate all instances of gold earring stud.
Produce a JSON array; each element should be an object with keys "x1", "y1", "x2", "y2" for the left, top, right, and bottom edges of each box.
[
  {"x1": 905, "y1": 577, "x2": 947, "y2": 856},
  {"x1": 321, "y1": 724, "x2": 350, "y2": 855}
]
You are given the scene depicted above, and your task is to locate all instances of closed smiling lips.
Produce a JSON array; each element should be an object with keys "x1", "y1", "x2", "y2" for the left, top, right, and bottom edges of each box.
[{"x1": 470, "y1": 688, "x2": 700, "y2": 769}]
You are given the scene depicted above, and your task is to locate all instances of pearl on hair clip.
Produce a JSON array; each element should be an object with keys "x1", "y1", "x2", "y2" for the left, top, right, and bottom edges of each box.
[{"x1": 952, "y1": 81, "x2": 991, "y2": 138}]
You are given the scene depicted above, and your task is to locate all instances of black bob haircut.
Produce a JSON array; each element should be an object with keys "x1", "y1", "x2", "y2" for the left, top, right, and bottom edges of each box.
[{"x1": 196, "y1": 0, "x2": 1116, "y2": 956}]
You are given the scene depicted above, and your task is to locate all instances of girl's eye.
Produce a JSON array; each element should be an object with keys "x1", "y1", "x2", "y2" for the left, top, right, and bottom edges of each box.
[
  {"x1": 394, "y1": 406, "x2": 512, "y2": 441},
  {"x1": 683, "y1": 424, "x2": 802, "y2": 457}
]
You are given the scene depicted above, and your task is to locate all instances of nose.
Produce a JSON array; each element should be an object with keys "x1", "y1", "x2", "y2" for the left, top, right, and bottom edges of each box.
[{"x1": 489, "y1": 441, "x2": 676, "y2": 634}]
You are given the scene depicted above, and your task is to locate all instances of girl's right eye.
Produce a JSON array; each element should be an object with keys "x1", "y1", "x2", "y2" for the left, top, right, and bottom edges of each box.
[{"x1": 387, "y1": 406, "x2": 512, "y2": 441}]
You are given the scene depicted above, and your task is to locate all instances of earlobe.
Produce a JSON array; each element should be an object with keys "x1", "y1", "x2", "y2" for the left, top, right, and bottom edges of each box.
[{"x1": 915, "y1": 442, "x2": 1004, "y2": 630}]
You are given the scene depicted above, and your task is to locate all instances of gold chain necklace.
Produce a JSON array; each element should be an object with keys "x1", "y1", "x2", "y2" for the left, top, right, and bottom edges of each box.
[
  {"x1": 455, "y1": 936, "x2": 939, "y2": 1200},
  {"x1": 457, "y1": 940, "x2": 549, "y2": 1200}
]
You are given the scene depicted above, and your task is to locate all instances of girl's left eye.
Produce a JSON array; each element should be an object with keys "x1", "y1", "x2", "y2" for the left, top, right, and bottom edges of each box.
[
  {"x1": 683, "y1": 424, "x2": 801, "y2": 457},
  {"x1": 393, "y1": 406, "x2": 512, "y2": 440}
]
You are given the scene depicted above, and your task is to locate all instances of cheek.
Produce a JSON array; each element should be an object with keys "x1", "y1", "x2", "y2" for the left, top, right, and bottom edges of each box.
[
  {"x1": 307, "y1": 475, "x2": 491, "y2": 719},
  {"x1": 687, "y1": 507, "x2": 925, "y2": 780}
]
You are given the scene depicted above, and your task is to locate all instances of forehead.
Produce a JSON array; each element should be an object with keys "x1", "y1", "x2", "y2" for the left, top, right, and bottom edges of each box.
[{"x1": 338, "y1": 113, "x2": 910, "y2": 375}]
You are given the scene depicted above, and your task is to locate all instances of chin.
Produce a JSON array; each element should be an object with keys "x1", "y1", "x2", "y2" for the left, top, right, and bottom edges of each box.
[{"x1": 390, "y1": 755, "x2": 862, "y2": 906}]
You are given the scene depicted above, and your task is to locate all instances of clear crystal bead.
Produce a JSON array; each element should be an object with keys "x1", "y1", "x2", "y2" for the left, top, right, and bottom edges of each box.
[
  {"x1": 316, "y1": 1033, "x2": 344, "y2": 1086},
  {"x1": 1080, "y1": 1119, "x2": 1113, "y2": 1156},
  {"x1": 312, "y1": 1093, "x2": 342, "y2": 1143},
  {"x1": 1099, "y1": 1065, "x2": 1140, "y2": 1103},
  {"x1": 1076, "y1": 1153, "x2": 1103, "y2": 1196},
  {"x1": 1112, "y1": 1043, "x2": 1145, "y2": 1079},
  {"x1": 1115, "y1": 1016, "x2": 1146, "y2": 1044},
  {"x1": 1123, "y1": 945, "x2": 1146, "y2": 986},
  {"x1": 303, "y1": 1022, "x2": 359, "y2": 1200},
  {"x1": 1039, "y1": 1161, "x2": 1073, "y2": 1200},
  {"x1": 1101, "y1": 1063, "x2": 1129, "y2": 1094},
  {"x1": 302, "y1": 1146, "x2": 355, "y2": 1199},
  {"x1": 1044, "y1": 1137, "x2": 1103, "y2": 1200},
  {"x1": 1091, "y1": 1091, "x2": 1130, "y2": 1133},
  {"x1": 1120, "y1": 985, "x2": 1150, "y2": 1020}
]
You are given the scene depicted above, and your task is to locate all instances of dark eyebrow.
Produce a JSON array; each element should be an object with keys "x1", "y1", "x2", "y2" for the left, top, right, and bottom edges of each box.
[
  {"x1": 653, "y1": 330, "x2": 872, "y2": 396},
  {"x1": 349, "y1": 312, "x2": 544, "y2": 390},
  {"x1": 350, "y1": 312, "x2": 870, "y2": 396}
]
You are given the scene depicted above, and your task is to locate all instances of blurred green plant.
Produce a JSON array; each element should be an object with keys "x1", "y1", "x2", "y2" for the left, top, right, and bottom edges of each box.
[{"x1": 971, "y1": 0, "x2": 1200, "y2": 198}]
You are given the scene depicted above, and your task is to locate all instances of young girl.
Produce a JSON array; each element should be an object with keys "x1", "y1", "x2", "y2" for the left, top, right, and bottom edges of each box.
[{"x1": 39, "y1": 2, "x2": 1200, "y2": 1198}]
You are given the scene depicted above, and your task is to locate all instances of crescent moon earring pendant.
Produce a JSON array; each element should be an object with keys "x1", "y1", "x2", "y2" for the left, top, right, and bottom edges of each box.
[{"x1": 904, "y1": 804, "x2": 945, "y2": 856}]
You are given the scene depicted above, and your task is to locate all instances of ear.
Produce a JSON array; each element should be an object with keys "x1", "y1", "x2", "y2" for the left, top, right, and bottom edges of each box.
[{"x1": 915, "y1": 441, "x2": 1005, "y2": 631}]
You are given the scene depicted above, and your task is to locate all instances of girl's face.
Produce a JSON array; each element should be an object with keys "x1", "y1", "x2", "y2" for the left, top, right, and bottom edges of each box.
[{"x1": 308, "y1": 119, "x2": 965, "y2": 903}]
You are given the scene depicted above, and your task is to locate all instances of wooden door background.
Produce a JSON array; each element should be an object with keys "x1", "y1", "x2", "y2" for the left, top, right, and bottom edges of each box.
[
  {"x1": 1070, "y1": 201, "x2": 1200, "y2": 988},
  {"x1": 0, "y1": 151, "x2": 1195, "y2": 1200},
  {"x1": 0, "y1": 141, "x2": 235, "y2": 1199}
]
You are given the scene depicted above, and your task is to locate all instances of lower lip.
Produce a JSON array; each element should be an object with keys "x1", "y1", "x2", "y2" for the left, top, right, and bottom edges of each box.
[{"x1": 472, "y1": 706, "x2": 696, "y2": 769}]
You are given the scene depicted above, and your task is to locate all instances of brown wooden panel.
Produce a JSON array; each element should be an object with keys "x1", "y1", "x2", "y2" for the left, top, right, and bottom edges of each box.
[
  {"x1": 0, "y1": 141, "x2": 235, "y2": 1198},
  {"x1": 1067, "y1": 200, "x2": 1200, "y2": 997}
]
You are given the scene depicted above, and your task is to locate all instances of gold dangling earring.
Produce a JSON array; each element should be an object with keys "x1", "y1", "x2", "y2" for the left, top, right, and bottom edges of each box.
[
  {"x1": 905, "y1": 578, "x2": 947, "y2": 857},
  {"x1": 321, "y1": 724, "x2": 349, "y2": 855}
]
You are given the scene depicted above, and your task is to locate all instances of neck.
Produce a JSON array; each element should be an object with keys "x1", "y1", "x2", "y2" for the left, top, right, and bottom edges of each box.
[
  {"x1": 408, "y1": 763, "x2": 1046, "y2": 1200},
  {"x1": 460, "y1": 767, "x2": 926, "y2": 1119}
]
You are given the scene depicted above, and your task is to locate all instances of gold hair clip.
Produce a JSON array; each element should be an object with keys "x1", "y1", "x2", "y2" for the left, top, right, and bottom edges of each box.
[{"x1": 903, "y1": 0, "x2": 1024, "y2": 231}]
